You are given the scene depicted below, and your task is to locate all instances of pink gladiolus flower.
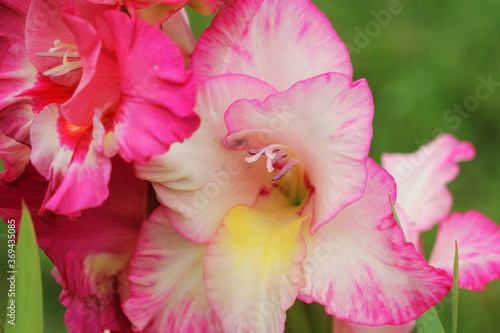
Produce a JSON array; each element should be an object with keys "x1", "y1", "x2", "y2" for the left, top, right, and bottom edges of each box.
[
  {"x1": 0, "y1": 158, "x2": 149, "y2": 332},
  {"x1": 381, "y1": 134, "x2": 476, "y2": 244},
  {"x1": 126, "y1": 0, "x2": 452, "y2": 331},
  {"x1": 0, "y1": 0, "x2": 198, "y2": 216},
  {"x1": 382, "y1": 134, "x2": 500, "y2": 290}
]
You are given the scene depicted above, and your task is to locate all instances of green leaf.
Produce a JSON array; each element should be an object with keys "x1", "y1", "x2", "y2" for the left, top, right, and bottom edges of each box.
[
  {"x1": 5, "y1": 202, "x2": 44, "y2": 333},
  {"x1": 285, "y1": 300, "x2": 332, "y2": 333},
  {"x1": 452, "y1": 241, "x2": 459, "y2": 333},
  {"x1": 285, "y1": 300, "x2": 314, "y2": 333},
  {"x1": 416, "y1": 306, "x2": 446, "y2": 333},
  {"x1": 389, "y1": 196, "x2": 406, "y2": 241}
]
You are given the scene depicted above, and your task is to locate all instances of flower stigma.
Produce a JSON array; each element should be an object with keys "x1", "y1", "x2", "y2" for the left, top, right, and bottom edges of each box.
[{"x1": 37, "y1": 39, "x2": 82, "y2": 76}]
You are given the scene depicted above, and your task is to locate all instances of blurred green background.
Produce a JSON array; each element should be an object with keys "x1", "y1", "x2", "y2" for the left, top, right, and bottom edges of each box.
[{"x1": 1, "y1": 0, "x2": 499, "y2": 332}]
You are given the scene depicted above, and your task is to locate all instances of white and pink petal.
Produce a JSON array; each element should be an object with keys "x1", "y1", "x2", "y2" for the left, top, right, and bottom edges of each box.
[
  {"x1": 429, "y1": 211, "x2": 500, "y2": 291},
  {"x1": 382, "y1": 134, "x2": 475, "y2": 233},
  {"x1": 298, "y1": 159, "x2": 452, "y2": 325},
  {"x1": 193, "y1": 0, "x2": 352, "y2": 91},
  {"x1": 204, "y1": 205, "x2": 307, "y2": 333},
  {"x1": 123, "y1": 207, "x2": 223, "y2": 332},
  {"x1": 135, "y1": 74, "x2": 278, "y2": 243}
]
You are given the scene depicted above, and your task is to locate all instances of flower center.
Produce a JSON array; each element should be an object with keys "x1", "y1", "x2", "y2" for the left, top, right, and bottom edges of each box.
[
  {"x1": 36, "y1": 39, "x2": 82, "y2": 76},
  {"x1": 245, "y1": 144, "x2": 299, "y2": 181},
  {"x1": 245, "y1": 144, "x2": 306, "y2": 206}
]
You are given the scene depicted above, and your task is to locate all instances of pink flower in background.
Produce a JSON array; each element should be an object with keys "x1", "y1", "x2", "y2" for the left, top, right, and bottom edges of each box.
[
  {"x1": 381, "y1": 134, "x2": 475, "y2": 245},
  {"x1": 334, "y1": 134, "x2": 500, "y2": 332},
  {"x1": 382, "y1": 133, "x2": 500, "y2": 290},
  {"x1": 0, "y1": 0, "x2": 199, "y2": 216},
  {"x1": 125, "y1": 0, "x2": 452, "y2": 331}
]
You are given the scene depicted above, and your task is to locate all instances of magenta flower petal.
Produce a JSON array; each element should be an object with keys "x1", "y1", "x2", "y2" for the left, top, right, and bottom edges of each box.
[
  {"x1": 1, "y1": 157, "x2": 147, "y2": 332},
  {"x1": 57, "y1": 3, "x2": 114, "y2": 126},
  {"x1": 25, "y1": 0, "x2": 82, "y2": 87},
  {"x1": 106, "y1": 10, "x2": 199, "y2": 164},
  {"x1": 30, "y1": 105, "x2": 111, "y2": 215},
  {"x1": 53, "y1": 267, "x2": 133, "y2": 333},
  {"x1": 34, "y1": 158, "x2": 148, "y2": 332},
  {"x1": 0, "y1": 132, "x2": 30, "y2": 182},
  {"x1": 0, "y1": 0, "x2": 36, "y2": 143}
]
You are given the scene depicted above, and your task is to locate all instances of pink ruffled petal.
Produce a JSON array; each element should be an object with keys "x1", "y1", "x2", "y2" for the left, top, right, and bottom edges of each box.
[
  {"x1": 223, "y1": 73, "x2": 373, "y2": 233},
  {"x1": 105, "y1": 10, "x2": 199, "y2": 164},
  {"x1": 0, "y1": 132, "x2": 31, "y2": 182},
  {"x1": 58, "y1": 3, "x2": 115, "y2": 126},
  {"x1": 135, "y1": 74, "x2": 277, "y2": 243},
  {"x1": 123, "y1": 207, "x2": 223, "y2": 332},
  {"x1": 0, "y1": 162, "x2": 48, "y2": 224},
  {"x1": 30, "y1": 104, "x2": 111, "y2": 215},
  {"x1": 204, "y1": 205, "x2": 306, "y2": 333},
  {"x1": 0, "y1": 0, "x2": 37, "y2": 143},
  {"x1": 430, "y1": 211, "x2": 500, "y2": 291},
  {"x1": 53, "y1": 267, "x2": 134, "y2": 333},
  {"x1": 298, "y1": 159, "x2": 452, "y2": 325},
  {"x1": 193, "y1": 0, "x2": 352, "y2": 91},
  {"x1": 382, "y1": 133, "x2": 475, "y2": 233}
]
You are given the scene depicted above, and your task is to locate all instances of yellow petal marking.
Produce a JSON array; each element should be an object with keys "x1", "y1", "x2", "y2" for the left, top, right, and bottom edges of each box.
[{"x1": 219, "y1": 205, "x2": 307, "y2": 281}]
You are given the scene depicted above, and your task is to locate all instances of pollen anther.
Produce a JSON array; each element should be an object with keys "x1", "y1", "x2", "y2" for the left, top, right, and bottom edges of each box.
[{"x1": 36, "y1": 39, "x2": 82, "y2": 77}]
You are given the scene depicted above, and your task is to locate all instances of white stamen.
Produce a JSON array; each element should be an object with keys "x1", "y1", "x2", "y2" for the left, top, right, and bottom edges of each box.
[
  {"x1": 245, "y1": 145, "x2": 280, "y2": 172},
  {"x1": 36, "y1": 39, "x2": 82, "y2": 77},
  {"x1": 245, "y1": 144, "x2": 298, "y2": 180}
]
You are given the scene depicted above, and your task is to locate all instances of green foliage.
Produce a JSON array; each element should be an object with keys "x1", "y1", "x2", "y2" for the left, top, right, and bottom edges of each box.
[
  {"x1": 285, "y1": 300, "x2": 332, "y2": 333},
  {"x1": 416, "y1": 307, "x2": 446, "y2": 333},
  {"x1": 5, "y1": 203, "x2": 43, "y2": 333},
  {"x1": 452, "y1": 242, "x2": 459, "y2": 333}
]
